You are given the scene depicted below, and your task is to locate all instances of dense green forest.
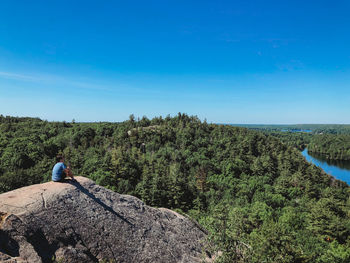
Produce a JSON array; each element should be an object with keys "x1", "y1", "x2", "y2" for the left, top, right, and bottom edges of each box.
[
  {"x1": 238, "y1": 124, "x2": 350, "y2": 135},
  {"x1": 308, "y1": 134, "x2": 350, "y2": 160},
  {"x1": 0, "y1": 114, "x2": 350, "y2": 262},
  {"x1": 240, "y1": 124, "x2": 350, "y2": 160}
]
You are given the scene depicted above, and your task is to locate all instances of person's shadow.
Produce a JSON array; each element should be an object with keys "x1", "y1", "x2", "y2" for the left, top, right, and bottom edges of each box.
[{"x1": 64, "y1": 179, "x2": 134, "y2": 227}]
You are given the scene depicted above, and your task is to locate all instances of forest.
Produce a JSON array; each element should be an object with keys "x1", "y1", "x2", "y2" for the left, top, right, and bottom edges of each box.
[
  {"x1": 238, "y1": 124, "x2": 350, "y2": 134},
  {"x1": 0, "y1": 114, "x2": 349, "y2": 262},
  {"x1": 241, "y1": 124, "x2": 350, "y2": 160}
]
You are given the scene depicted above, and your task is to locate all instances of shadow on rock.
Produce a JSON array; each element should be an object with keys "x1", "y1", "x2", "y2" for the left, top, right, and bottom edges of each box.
[
  {"x1": 65, "y1": 179, "x2": 134, "y2": 227},
  {"x1": 0, "y1": 229, "x2": 20, "y2": 257},
  {"x1": 25, "y1": 228, "x2": 57, "y2": 263}
]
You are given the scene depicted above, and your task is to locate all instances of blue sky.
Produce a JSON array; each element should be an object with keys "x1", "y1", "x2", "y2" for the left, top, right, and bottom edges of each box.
[{"x1": 0, "y1": 0, "x2": 349, "y2": 123}]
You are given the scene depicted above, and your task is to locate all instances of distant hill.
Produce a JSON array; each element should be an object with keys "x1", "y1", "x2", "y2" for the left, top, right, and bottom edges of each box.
[{"x1": 233, "y1": 123, "x2": 350, "y2": 134}]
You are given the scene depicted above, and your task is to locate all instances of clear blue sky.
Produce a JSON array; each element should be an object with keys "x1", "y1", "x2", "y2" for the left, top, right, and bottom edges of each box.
[{"x1": 0, "y1": 0, "x2": 349, "y2": 123}]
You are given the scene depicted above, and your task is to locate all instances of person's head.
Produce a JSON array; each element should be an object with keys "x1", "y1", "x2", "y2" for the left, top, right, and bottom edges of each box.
[{"x1": 56, "y1": 154, "x2": 65, "y2": 163}]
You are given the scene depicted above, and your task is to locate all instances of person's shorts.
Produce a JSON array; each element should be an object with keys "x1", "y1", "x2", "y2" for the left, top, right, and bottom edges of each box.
[{"x1": 53, "y1": 173, "x2": 66, "y2": 182}]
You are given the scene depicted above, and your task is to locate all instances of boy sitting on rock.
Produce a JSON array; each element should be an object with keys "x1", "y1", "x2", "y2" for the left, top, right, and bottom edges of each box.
[{"x1": 52, "y1": 154, "x2": 75, "y2": 182}]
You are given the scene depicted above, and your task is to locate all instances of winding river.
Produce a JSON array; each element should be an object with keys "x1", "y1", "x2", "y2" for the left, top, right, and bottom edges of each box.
[{"x1": 301, "y1": 148, "x2": 350, "y2": 185}]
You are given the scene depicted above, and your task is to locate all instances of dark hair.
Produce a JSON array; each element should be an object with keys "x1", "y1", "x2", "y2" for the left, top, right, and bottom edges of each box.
[{"x1": 56, "y1": 154, "x2": 64, "y2": 162}]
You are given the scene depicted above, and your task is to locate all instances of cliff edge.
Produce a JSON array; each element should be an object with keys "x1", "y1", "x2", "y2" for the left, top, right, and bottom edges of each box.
[{"x1": 0, "y1": 177, "x2": 211, "y2": 263}]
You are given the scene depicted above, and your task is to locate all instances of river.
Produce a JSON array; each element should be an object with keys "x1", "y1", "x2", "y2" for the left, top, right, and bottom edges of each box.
[{"x1": 301, "y1": 148, "x2": 350, "y2": 185}]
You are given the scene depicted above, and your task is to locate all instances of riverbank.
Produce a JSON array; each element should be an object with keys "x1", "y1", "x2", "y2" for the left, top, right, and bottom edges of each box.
[{"x1": 302, "y1": 148, "x2": 350, "y2": 185}]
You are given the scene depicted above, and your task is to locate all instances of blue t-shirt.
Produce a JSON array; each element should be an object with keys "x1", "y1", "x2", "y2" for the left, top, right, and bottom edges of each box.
[{"x1": 52, "y1": 162, "x2": 67, "y2": 181}]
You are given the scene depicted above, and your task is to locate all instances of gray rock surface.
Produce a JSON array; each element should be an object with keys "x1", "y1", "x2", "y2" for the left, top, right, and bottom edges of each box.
[{"x1": 0, "y1": 177, "x2": 211, "y2": 263}]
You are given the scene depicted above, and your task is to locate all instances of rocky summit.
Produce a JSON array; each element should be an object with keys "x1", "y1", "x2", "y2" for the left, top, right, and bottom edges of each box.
[{"x1": 0, "y1": 177, "x2": 211, "y2": 263}]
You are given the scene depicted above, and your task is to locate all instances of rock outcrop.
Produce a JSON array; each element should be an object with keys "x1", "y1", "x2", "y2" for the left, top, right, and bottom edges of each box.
[{"x1": 0, "y1": 177, "x2": 211, "y2": 263}]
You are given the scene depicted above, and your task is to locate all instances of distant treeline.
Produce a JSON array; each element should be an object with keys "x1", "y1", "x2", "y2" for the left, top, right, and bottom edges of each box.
[
  {"x1": 236, "y1": 124, "x2": 350, "y2": 134},
  {"x1": 0, "y1": 114, "x2": 349, "y2": 262},
  {"x1": 239, "y1": 124, "x2": 350, "y2": 160},
  {"x1": 308, "y1": 134, "x2": 350, "y2": 160}
]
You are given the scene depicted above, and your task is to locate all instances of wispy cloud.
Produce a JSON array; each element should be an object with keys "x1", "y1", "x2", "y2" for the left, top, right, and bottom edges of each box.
[
  {"x1": 0, "y1": 70, "x2": 162, "y2": 95},
  {"x1": 276, "y1": 59, "x2": 304, "y2": 71},
  {"x1": 67, "y1": 81, "x2": 115, "y2": 92},
  {"x1": 0, "y1": 71, "x2": 40, "y2": 82},
  {"x1": 0, "y1": 70, "x2": 118, "y2": 92},
  {"x1": 259, "y1": 38, "x2": 296, "y2": 48}
]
